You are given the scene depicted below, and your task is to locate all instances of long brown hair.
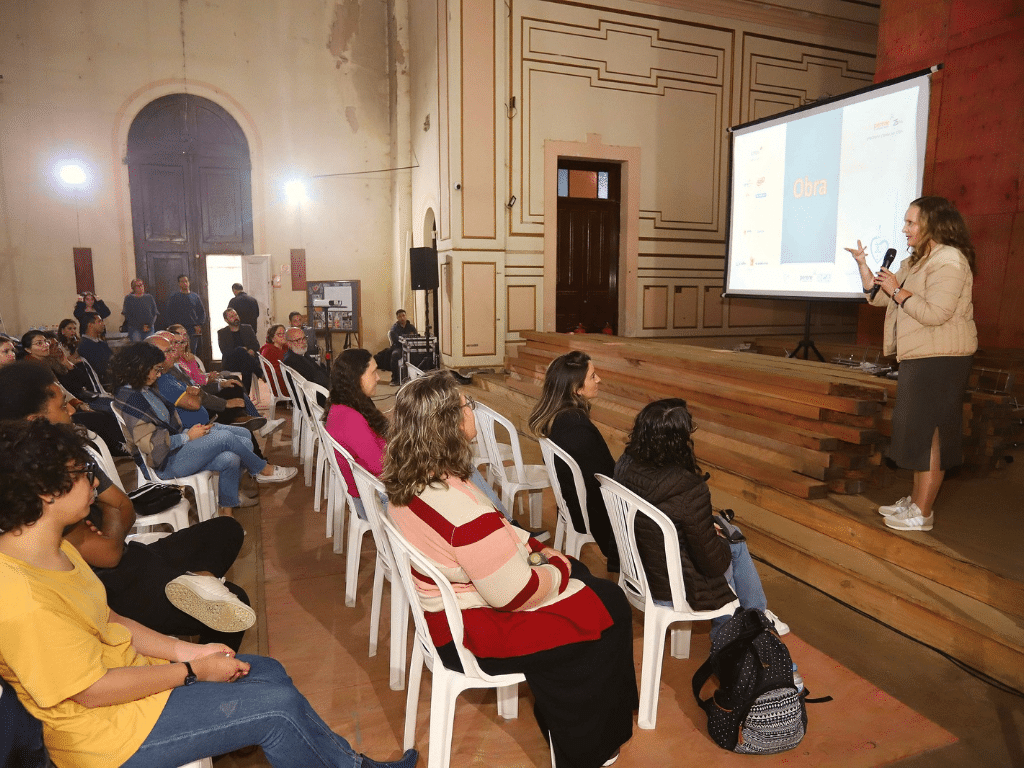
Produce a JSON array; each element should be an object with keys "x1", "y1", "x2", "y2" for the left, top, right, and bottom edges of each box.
[
  {"x1": 326, "y1": 348, "x2": 389, "y2": 438},
  {"x1": 528, "y1": 350, "x2": 592, "y2": 437},
  {"x1": 380, "y1": 373, "x2": 472, "y2": 506},
  {"x1": 908, "y1": 196, "x2": 977, "y2": 274}
]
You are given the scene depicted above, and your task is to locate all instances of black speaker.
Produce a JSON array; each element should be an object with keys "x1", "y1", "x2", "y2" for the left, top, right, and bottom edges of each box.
[{"x1": 410, "y1": 247, "x2": 439, "y2": 290}]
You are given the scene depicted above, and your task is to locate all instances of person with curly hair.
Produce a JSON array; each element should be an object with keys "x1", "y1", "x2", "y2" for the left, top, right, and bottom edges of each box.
[
  {"x1": 58, "y1": 318, "x2": 80, "y2": 357},
  {"x1": 528, "y1": 350, "x2": 618, "y2": 571},
  {"x1": 0, "y1": 419, "x2": 418, "y2": 768},
  {"x1": 109, "y1": 343, "x2": 296, "y2": 516},
  {"x1": 383, "y1": 373, "x2": 637, "y2": 768},
  {"x1": 846, "y1": 196, "x2": 977, "y2": 531},
  {"x1": 613, "y1": 399, "x2": 787, "y2": 638}
]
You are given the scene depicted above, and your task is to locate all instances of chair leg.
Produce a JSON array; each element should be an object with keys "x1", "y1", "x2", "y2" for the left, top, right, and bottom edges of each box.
[
  {"x1": 331, "y1": 486, "x2": 345, "y2": 555},
  {"x1": 496, "y1": 683, "x2": 520, "y2": 720},
  {"x1": 553, "y1": 517, "x2": 565, "y2": 553},
  {"x1": 528, "y1": 489, "x2": 542, "y2": 529},
  {"x1": 670, "y1": 624, "x2": 692, "y2": 660},
  {"x1": 403, "y1": 644, "x2": 424, "y2": 750},
  {"x1": 429, "y1": 671, "x2": 462, "y2": 768},
  {"x1": 389, "y1": 581, "x2": 409, "y2": 691},
  {"x1": 369, "y1": 557, "x2": 385, "y2": 657},
  {"x1": 638, "y1": 610, "x2": 670, "y2": 730},
  {"x1": 345, "y1": 515, "x2": 365, "y2": 607}
]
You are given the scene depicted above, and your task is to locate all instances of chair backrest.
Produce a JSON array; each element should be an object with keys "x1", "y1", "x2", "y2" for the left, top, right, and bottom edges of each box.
[
  {"x1": 84, "y1": 431, "x2": 127, "y2": 493},
  {"x1": 258, "y1": 352, "x2": 289, "y2": 399},
  {"x1": 345, "y1": 453, "x2": 397, "y2": 577},
  {"x1": 596, "y1": 473, "x2": 700, "y2": 613},
  {"x1": 80, "y1": 357, "x2": 109, "y2": 396},
  {"x1": 279, "y1": 362, "x2": 307, "y2": 416},
  {"x1": 539, "y1": 437, "x2": 591, "y2": 535},
  {"x1": 109, "y1": 400, "x2": 157, "y2": 482},
  {"x1": 310, "y1": 401, "x2": 356, "y2": 500},
  {"x1": 379, "y1": 512, "x2": 509, "y2": 684},
  {"x1": 474, "y1": 402, "x2": 527, "y2": 485}
]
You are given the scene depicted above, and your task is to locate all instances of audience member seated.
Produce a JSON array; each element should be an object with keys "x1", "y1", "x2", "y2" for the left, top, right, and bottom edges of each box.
[
  {"x1": 260, "y1": 323, "x2": 289, "y2": 395},
  {"x1": 217, "y1": 308, "x2": 263, "y2": 392},
  {"x1": 0, "y1": 336, "x2": 15, "y2": 368},
  {"x1": 77, "y1": 311, "x2": 113, "y2": 385},
  {"x1": 110, "y1": 343, "x2": 296, "y2": 517},
  {"x1": 0, "y1": 418, "x2": 418, "y2": 768},
  {"x1": 383, "y1": 373, "x2": 637, "y2": 768},
  {"x1": 613, "y1": 399, "x2": 788, "y2": 638},
  {"x1": 283, "y1": 326, "x2": 329, "y2": 394},
  {"x1": 289, "y1": 310, "x2": 319, "y2": 353},
  {"x1": 72, "y1": 290, "x2": 111, "y2": 327},
  {"x1": 375, "y1": 308, "x2": 417, "y2": 386},
  {"x1": 529, "y1": 350, "x2": 618, "y2": 572},
  {"x1": 149, "y1": 334, "x2": 264, "y2": 432},
  {"x1": 0, "y1": 362, "x2": 255, "y2": 649},
  {"x1": 0, "y1": 677, "x2": 49, "y2": 768},
  {"x1": 325, "y1": 350, "x2": 511, "y2": 522},
  {"x1": 58, "y1": 318, "x2": 80, "y2": 358}
]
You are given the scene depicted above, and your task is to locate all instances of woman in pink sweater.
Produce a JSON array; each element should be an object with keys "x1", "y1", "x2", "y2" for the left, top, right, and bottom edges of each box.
[{"x1": 381, "y1": 374, "x2": 636, "y2": 768}]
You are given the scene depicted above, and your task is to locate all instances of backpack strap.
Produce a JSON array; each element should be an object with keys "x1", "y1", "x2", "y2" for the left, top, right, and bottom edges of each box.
[{"x1": 692, "y1": 657, "x2": 718, "y2": 711}]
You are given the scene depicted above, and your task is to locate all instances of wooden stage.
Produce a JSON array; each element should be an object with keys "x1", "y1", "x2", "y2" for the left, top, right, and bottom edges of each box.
[{"x1": 469, "y1": 332, "x2": 1024, "y2": 694}]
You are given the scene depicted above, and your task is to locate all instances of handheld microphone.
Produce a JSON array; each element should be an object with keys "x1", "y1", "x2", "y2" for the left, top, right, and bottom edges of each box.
[{"x1": 869, "y1": 248, "x2": 898, "y2": 301}]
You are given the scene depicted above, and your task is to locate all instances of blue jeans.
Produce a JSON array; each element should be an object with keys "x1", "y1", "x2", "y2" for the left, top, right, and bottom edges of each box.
[
  {"x1": 158, "y1": 424, "x2": 267, "y2": 507},
  {"x1": 710, "y1": 535, "x2": 768, "y2": 639},
  {"x1": 121, "y1": 656, "x2": 374, "y2": 768}
]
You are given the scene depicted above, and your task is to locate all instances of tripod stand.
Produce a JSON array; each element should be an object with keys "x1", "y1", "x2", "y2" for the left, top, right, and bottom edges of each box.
[{"x1": 787, "y1": 301, "x2": 824, "y2": 362}]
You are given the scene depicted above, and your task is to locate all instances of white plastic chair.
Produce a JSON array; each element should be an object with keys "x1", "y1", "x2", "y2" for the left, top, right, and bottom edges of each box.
[
  {"x1": 178, "y1": 760, "x2": 213, "y2": 768},
  {"x1": 278, "y1": 363, "x2": 306, "y2": 458},
  {"x1": 348, "y1": 459, "x2": 410, "y2": 691},
  {"x1": 596, "y1": 474, "x2": 739, "y2": 730},
  {"x1": 257, "y1": 352, "x2": 291, "y2": 421},
  {"x1": 110, "y1": 402, "x2": 218, "y2": 523},
  {"x1": 85, "y1": 431, "x2": 191, "y2": 533},
  {"x1": 293, "y1": 378, "x2": 330, "y2": 497},
  {"x1": 380, "y1": 514, "x2": 525, "y2": 768},
  {"x1": 539, "y1": 438, "x2": 597, "y2": 559},
  {"x1": 474, "y1": 403, "x2": 549, "y2": 529},
  {"x1": 307, "y1": 399, "x2": 347, "y2": 554}
]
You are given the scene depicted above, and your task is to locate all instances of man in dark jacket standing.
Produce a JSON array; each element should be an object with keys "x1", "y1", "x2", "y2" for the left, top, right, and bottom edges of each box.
[
  {"x1": 166, "y1": 274, "x2": 206, "y2": 355},
  {"x1": 228, "y1": 283, "x2": 260, "y2": 330}
]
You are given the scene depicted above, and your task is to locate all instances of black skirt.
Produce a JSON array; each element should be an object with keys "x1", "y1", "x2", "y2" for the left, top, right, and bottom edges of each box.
[{"x1": 889, "y1": 355, "x2": 973, "y2": 471}]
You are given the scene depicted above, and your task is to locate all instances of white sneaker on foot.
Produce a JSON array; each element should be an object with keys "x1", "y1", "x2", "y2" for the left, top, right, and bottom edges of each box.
[
  {"x1": 255, "y1": 465, "x2": 298, "y2": 483},
  {"x1": 165, "y1": 574, "x2": 256, "y2": 632},
  {"x1": 765, "y1": 609, "x2": 790, "y2": 635},
  {"x1": 884, "y1": 502, "x2": 933, "y2": 531},
  {"x1": 258, "y1": 418, "x2": 286, "y2": 438},
  {"x1": 878, "y1": 496, "x2": 912, "y2": 517}
]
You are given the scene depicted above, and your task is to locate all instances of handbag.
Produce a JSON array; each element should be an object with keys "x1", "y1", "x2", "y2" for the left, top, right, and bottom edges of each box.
[{"x1": 128, "y1": 483, "x2": 185, "y2": 517}]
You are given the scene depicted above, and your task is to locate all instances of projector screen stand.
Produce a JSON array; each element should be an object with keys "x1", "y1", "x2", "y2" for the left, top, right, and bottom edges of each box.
[{"x1": 788, "y1": 301, "x2": 825, "y2": 362}]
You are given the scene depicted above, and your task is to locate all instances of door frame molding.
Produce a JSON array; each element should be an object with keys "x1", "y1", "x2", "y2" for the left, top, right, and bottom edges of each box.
[
  {"x1": 112, "y1": 80, "x2": 266, "y2": 290},
  {"x1": 543, "y1": 134, "x2": 640, "y2": 336}
]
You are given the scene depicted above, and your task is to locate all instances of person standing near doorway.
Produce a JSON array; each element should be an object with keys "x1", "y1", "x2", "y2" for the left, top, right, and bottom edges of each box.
[
  {"x1": 228, "y1": 283, "x2": 260, "y2": 331},
  {"x1": 122, "y1": 278, "x2": 159, "y2": 342},
  {"x1": 166, "y1": 275, "x2": 207, "y2": 356}
]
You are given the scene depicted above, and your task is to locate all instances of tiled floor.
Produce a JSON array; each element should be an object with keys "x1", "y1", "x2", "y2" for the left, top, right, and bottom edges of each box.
[{"x1": 215, "y1": 391, "x2": 1024, "y2": 768}]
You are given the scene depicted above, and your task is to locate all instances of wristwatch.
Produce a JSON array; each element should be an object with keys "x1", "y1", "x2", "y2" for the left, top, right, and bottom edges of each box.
[
  {"x1": 528, "y1": 552, "x2": 549, "y2": 566},
  {"x1": 182, "y1": 661, "x2": 198, "y2": 686},
  {"x1": 892, "y1": 287, "x2": 902, "y2": 302}
]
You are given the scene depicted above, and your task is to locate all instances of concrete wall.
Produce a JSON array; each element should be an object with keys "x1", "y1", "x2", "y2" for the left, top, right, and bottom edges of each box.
[
  {"x1": 858, "y1": 0, "x2": 1024, "y2": 350},
  {"x1": 0, "y1": 0, "x2": 402, "y2": 351}
]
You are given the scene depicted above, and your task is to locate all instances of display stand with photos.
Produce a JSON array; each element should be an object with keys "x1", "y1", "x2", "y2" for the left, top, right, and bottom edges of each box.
[{"x1": 306, "y1": 280, "x2": 361, "y2": 363}]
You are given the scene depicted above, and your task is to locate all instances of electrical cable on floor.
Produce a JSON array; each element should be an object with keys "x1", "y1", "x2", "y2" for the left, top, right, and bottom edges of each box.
[{"x1": 750, "y1": 553, "x2": 1024, "y2": 701}]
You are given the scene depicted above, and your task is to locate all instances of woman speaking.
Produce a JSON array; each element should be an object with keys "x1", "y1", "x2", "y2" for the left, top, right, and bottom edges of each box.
[{"x1": 846, "y1": 196, "x2": 977, "y2": 532}]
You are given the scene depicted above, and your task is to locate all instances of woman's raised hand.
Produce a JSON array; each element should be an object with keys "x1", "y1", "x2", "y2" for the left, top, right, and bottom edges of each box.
[{"x1": 844, "y1": 239, "x2": 868, "y2": 263}]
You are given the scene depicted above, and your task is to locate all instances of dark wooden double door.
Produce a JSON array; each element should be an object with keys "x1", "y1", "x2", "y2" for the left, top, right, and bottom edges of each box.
[
  {"x1": 127, "y1": 94, "x2": 253, "y2": 360},
  {"x1": 556, "y1": 161, "x2": 620, "y2": 335}
]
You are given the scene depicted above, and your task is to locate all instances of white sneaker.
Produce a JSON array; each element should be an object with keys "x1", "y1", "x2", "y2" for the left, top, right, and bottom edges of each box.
[
  {"x1": 878, "y1": 496, "x2": 912, "y2": 517},
  {"x1": 165, "y1": 574, "x2": 256, "y2": 632},
  {"x1": 765, "y1": 609, "x2": 790, "y2": 636},
  {"x1": 255, "y1": 465, "x2": 298, "y2": 483},
  {"x1": 884, "y1": 502, "x2": 933, "y2": 531},
  {"x1": 258, "y1": 418, "x2": 286, "y2": 438}
]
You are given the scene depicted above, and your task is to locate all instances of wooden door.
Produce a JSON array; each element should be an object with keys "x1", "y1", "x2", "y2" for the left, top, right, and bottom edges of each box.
[
  {"x1": 127, "y1": 94, "x2": 253, "y2": 361},
  {"x1": 555, "y1": 161, "x2": 620, "y2": 334}
]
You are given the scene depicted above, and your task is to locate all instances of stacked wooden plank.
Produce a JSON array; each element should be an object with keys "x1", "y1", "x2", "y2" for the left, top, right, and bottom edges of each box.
[
  {"x1": 507, "y1": 332, "x2": 890, "y2": 497},
  {"x1": 752, "y1": 336, "x2": 1023, "y2": 470}
]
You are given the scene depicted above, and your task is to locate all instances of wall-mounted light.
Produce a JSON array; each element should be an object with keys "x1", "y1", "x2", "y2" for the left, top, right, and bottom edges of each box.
[
  {"x1": 57, "y1": 163, "x2": 88, "y2": 186},
  {"x1": 284, "y1": 179, "x2": 309, "y2": 204}
]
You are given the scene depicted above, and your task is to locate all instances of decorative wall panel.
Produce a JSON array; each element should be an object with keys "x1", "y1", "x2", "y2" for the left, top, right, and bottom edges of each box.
[
  {"x1": 462, "y1": 262, "x2": 496, "y2": 356},
  {"x1": 507, "y1": 284, "x2": 538, "y2": 332},
  {"x1": 643, "y1": 285, "x2": 669, "y2": 329},
  {"x1": 673, "y1": 285, "x2": 698, "y2": 328}
]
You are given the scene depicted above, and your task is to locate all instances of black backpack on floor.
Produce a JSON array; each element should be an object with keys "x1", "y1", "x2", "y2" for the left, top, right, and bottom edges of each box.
[{"x1": 692, "y1": 608, "x2": 808, "y2": 754}]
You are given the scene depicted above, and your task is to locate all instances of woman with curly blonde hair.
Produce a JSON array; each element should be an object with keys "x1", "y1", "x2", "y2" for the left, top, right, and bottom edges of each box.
[{"x1": 383, "y1": 373, "x2": 637, "y2": 768}]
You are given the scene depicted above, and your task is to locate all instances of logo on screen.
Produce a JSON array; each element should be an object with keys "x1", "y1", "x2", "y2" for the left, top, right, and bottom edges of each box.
[{"x1": 793, "y1": 177, "x2": 827, "y2": 198}]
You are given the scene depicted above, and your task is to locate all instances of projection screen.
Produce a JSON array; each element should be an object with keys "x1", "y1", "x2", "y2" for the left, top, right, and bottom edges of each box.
[{"x1": 723, "y1": 69, "x2": 934, "y2": 301}]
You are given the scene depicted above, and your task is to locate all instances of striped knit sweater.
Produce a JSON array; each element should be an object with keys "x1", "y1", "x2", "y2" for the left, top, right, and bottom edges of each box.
[{"x1": 390, "y1": 477, "x2": 613, "y2": 658}]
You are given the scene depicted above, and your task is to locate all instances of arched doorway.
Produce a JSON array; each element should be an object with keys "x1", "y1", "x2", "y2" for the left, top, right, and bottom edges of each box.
[{"x1": 127, "y1": 93, "x2": 253, "y2": 360}]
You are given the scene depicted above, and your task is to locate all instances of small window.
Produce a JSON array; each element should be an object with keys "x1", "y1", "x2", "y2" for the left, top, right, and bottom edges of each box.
[
  {"x1": 557, "y1": 168, "x2": 569, "y2": 197},
  {"x1": 597, "y1": 171, "x2": 609, "y2": 200}
]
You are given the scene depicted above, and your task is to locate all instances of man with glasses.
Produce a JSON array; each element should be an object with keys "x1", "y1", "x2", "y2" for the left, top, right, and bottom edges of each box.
[
  {"x1": 283, "y1": 326, "x2": 329, "y2": 390},
  {"x1": 121, "y1": 278, "x2": 159, "y2": 342},
  {"x1": 0, "y1": 361, "x2": 255, "y2": 649}
]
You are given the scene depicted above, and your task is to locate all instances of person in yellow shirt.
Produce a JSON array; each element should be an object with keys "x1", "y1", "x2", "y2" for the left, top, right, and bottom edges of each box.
[{"x1": 0, "y1": 419, "x2": 416, "y2": 768}]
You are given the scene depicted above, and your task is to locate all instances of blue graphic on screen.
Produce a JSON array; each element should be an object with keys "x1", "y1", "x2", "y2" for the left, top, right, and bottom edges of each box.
[{"x1": 780, "y1": 110, "x2": 844, "y2": 264}]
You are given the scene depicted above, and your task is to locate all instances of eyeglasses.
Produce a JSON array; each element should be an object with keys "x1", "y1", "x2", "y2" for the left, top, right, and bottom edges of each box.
[
  {"x1": 462, "y1": 395, "x2": 477, "y2": 411},
  {"x1": 69, "y1": 458, "x2": 99, "y2": 485}
]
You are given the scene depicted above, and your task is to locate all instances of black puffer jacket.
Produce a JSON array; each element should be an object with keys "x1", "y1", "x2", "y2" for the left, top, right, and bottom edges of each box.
[{"x1": 613, "y1": 454, "x2": 734, "y2": 610}]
